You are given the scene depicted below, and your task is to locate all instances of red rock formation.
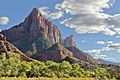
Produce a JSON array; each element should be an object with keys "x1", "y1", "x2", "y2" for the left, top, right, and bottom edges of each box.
[
  {"x1": 1, "y1": 8, "x2": 61, "y2": 43},
  {"x1": 0, "y1": 34, "x2": 32, "y2": 61},
  {"x1": 1, "y1": 8, "x2": 62, "y2": 54},
  {"x1": 32, "y1": 43, "x2": 73, "y2": 62},
  {"x1": 66, "y1": 46, "x2": 96, "y2": 63},
  {"x1": 63, "y1": 35, "x2": 77, "y2": 47},
  {"x1": 63, "y1": 35, "x2": 95, "y2": 62}
]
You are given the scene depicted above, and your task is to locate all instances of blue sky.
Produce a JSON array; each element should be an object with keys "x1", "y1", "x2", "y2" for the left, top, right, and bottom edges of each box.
[{"x1": 0, "y1": 0, "x2": 120, "y2": 63}]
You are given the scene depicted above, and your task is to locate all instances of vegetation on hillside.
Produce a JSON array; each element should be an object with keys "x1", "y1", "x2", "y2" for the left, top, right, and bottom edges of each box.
[{"x1": 0, "y1": 52, "x2": 120, "y2": 80}]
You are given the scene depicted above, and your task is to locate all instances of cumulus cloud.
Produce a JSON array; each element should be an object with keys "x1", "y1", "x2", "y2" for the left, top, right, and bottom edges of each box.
[
  {"x1": 96, "y1": 41, "x2": 113, "y2": 45},
  {"x1": 107, "y1": 43, "x2": 120, "y2": 52},
  {"x1": 96, "y1": 41, "x2": 120, "y2": 52},
  {"x1": 0, "y1": 17, "x2": 9, "y2": 25},
  {"x1": 38, "y1": 6, "x2": 63, "y2": 20},
  {"x1": 38, "y1": 0, "x2": 120, "y2": 36},
  {"x1": 116, "y1": 35, "x2": 120, "y2": 38},
  {"x1": 86, "y1": 49, "x2": 101, "y2": 54},
  {"x1": 85, "y1": 40, "x2": 120, "y2": 60},
  {"x1": 38, "y1": 6, "x2": 51, "y2": 18},
  {"x1": 54, "y1": 0, "x2": 120, "y2": 36},
  {"x1": 50, "y1": 11, "x2": 63, "y2": 19},
  {"x1": 96, "y1": 41, "x2": 106, "y2": 45},
  {"x1": 86, "y1": 41, "x2": 120, "y2": 59}
]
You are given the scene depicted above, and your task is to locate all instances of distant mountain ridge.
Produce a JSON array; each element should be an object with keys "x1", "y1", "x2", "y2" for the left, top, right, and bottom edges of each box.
[{"x1": 98, "y1": 58, "x2": 120, "y2": 66}]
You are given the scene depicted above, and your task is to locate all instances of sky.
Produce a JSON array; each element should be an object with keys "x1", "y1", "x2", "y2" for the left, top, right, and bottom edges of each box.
[{"x1": 0, "y1": 0, "x2": 120, "y2": 63}]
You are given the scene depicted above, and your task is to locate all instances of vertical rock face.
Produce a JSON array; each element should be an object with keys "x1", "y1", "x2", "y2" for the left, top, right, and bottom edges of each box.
[
  {"x1": 1, "y1": 8, "x2": 62, "y2": 54},
  {"x1": 63, "y1": 35, "x2": 77, "y2": 47}
]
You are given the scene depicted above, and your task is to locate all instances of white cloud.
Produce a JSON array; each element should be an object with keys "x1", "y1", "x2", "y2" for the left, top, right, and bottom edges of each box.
[
  {"x1": 0, "y1": 17, "x2": 9, "y2": 25},
  {"x1": 38, "y1": 6, "x2": 51, "y2": 18},
  {"x1": 107, "y1": 43, "x2": 120, "y2": 52},
  {"x1": 54, "y1": 0, "x2": 120, "y2": 36},
  {"x1": 99, "y1": 55, "x2": 107, "y2": 58},
  {"x1": 38, "y1": 0, "x2": 120, "y2": 36},
  {"x1": 38, "y1": 6, "x2": 63, "y2": 20},
  {"x1": 96, "y1": 41, "x2": 113, "y2": 45},
  {"x1": 106, "y1": 41, "x2": 113, "y2": 44},
  {"x1": 105, "y1": 57, "x2": 116, "y2": 61},
  {"x1": 50, "y1": 11, "x2": 63, "y2": 19},
  {"x1": 82, "y1": 40, "x2": 86, "y2": 43},
  {"x1": 87, "y1": 41, "x2": 120, "y2": 56},
  {"x1": 116, "y1": 35, "x2": 120, "y2": 38},
  {"x1": 85, "y1": 40, "x2": 120, "y2": 60},
  {"x1": 96, "y1": 41, "x2": 106, "y2": 45},
  {"x1": 86, "y1": 49, "x2": 101, "y2": 54}
]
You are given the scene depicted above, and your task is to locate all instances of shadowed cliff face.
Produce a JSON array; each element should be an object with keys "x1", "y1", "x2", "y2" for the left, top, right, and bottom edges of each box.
[
  {"x1": 0, "y1": 34, "x2": 32, "y2": 61},
  {"x1": 1, "y1": 8, "x2": 62, "y2": 55}
]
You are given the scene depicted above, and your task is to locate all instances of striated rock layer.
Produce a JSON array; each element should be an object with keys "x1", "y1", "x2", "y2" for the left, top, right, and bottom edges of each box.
[{"x1": 0, "y1": 34, "x2": 32, "y2": 61}]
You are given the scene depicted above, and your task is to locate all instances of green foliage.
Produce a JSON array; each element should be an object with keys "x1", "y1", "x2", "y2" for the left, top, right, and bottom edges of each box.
[
  {"x1": 0, "y1": 53, "x2": 6, "y2": 60},
  {"x1": 0, "y1": 53, "x2": 119, "y2": 80}
]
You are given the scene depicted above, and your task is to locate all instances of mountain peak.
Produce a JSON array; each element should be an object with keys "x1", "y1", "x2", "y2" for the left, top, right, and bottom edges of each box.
[
  {"x1": 24, "y1": 8, "x2": 43, "y2": 26},
  {"x1": 1, "y1": 8, "x2": 62, "y2": 54},
  {"x1": 28, "y1": 8, "x2": 43, "y2": 21},
  {"x1": 63, "y1": 35, "x2": 77, "y2": 47},
  {"x1": 31, "y1": 8, "x2": 39, "y2": 14}
]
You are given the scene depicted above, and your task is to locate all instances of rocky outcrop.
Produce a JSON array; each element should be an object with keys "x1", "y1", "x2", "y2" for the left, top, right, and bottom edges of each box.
[
  {"x1": 1, "y1": 8, "x2": 62, "y2": 54},
  {"x1": 62, "y1": 56, "x2": 79, "y2": 63},
  {"x1": 31, "y1": 43, "x2": 73, "y2": 62},
  {"x1": 63, "y1": 35, "x2": 95, "y2": 63},
  {"x1": 63, "y1": 35, "x2": 77, "y2": 47},
  {"x1": 66, "y1": 46, "x2": 96, "y2": 63},
  {"x1": 0, "y1": 34, "x2": 32, "y2": 61}
]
